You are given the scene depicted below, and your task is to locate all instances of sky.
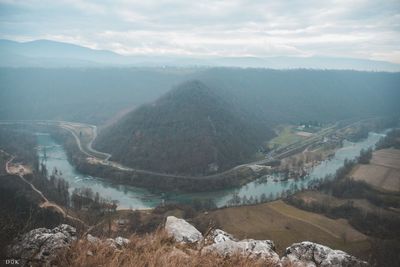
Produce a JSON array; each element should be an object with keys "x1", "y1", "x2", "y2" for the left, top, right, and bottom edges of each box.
[{"x1": 0, "y1": 0, "x2": 399, "y2": 63}]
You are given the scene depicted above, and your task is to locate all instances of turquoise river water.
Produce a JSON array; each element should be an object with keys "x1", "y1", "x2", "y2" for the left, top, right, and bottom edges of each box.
[{"x1": 37, "y1": 132, "x2": 385, "y2": 209}]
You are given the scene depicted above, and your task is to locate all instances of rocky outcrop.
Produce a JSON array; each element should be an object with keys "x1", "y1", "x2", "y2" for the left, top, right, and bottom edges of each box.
[
  {"x1": 8, "y1": 220, "x2": 369, "y2": 267},
  {"x1": 8, "y1": 223, "x2": 132, "y2": 266},
  {"x1": 203, "y1": 229, "x2": 280, "y2": 265},
  {"x1": 87, "y1": 233, "x2": 130, "y2": 250},
  {"x1": 207, "y1": 228, "x2": 237, "y2": 244},
  {"x1": 8, "y1": 224, "x2": 77, "y2": 266},
  {"x1": 164, "y1": 218, "x2": 368, "y2": 266},
  {"x1": 86, "y1": 233, "x2": 100, "y2": 244},
  {"x1": 205, "y1": 238, "x2": 280, "y2": 264},
  {"x1": 281, "y1": 241, "x2": 369, "y2": 267},
  {"x1": 105, "y1": 236, "x2": 131, "y2": 249},
  {"x1": 165, "y1": 216, "x2": 203, "y2": 243}
]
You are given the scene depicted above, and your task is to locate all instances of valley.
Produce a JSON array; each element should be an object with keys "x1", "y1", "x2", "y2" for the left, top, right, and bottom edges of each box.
[
  {"x1": 1, "y1": 2, "x2": 400, "y2": 266},
  {"x1": 0, "y1": 63, "x2": 399, "y2": 267},
  {"x1": 351, "y1": 148, "x2": 400, "y2": 192},
  {"x1": 1, "y1": 84, "x2": 399, "y2": 266},
  {"x1": 193, "y1": 200, "x2": 369, "y2": 258},
  {"x1": 0, "y1": 116, "x2": 388, "y2": 210}
]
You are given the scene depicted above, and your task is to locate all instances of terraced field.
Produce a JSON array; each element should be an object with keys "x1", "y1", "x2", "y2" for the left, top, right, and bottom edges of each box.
[
  {"x1": 351, "y1": 148, "x2": 400, "y2": 192},
  {"x1": 195, "y1": 200, "x2": 369, "y2": 258},
  {"x1": 267, "y1": 125, "x2": 305, "y2": 149}
]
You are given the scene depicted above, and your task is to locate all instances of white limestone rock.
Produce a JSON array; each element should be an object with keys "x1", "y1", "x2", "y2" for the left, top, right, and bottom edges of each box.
[
  {"x1": 9, "y1": 224, "x2": 77, "y2": 266},
  {"x1": 114, "y1": 236, "x2": 130, "y2": 248},
  {"x1": 87, "y1": 234, "x2": 129, "y2": 250},
  {"x1": 86, "y1": 234, "x2": 100, "y2": 244},
  {"x1": 281, "y1": 241, "x2": 369, "y2": 267},
  {"x1": 165, "y1": 216, "x2": 203, "y2": 243},
  {"x1": 208, "y1": 229, "x2": 236, "y2": 244},
  {"x1": 203, "y1": 238, "x2": 280, "y2": 265}
]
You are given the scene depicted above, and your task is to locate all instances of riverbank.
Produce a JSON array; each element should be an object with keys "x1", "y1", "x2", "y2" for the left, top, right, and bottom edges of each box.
[
  {"x1": 35, "y1": 126, "x2": 386, "y2": 210},
  {"x1": 47, "y1": 119, "x2": 384, "y2": 193},
  {"x1": 192, "y1": 200, "x2": 370, "y2": 259},
  {"x1": 49, "y1": 126, "x2": 271, "y2": 192}
]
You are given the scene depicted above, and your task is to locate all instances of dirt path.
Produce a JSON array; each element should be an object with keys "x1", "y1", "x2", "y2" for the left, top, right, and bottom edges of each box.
[
  {"x1": 268, "y1": 201, "x2": 343, "y2": 240},
  {"x1": 19, "y1": 174, "x2": 49, "y2": 203},
  {"x1": 5, "y1": 155, "x2": 14, "y2": 174},
  {"x1": 5, "y1": 156, "x2": 88, "y2": 227},
  {"x1": 0, "y1": 118, "x2": 371, "y2": 182}
]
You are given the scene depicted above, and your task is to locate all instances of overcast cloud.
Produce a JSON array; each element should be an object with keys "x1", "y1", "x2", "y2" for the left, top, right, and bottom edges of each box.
[{"x1": 0, "y1": 0, "x2": 399, "y2": 63}]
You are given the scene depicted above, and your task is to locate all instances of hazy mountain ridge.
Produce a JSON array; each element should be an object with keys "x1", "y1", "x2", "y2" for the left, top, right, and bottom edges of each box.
[
  {"x1": 194, "y1": 68, "x2": 400, "y2": 123},
  {"x1": 0, "y1": 39, "x2": 123, "y2": 67},
  {"x1": 0, "y1": 67, "x2": 190, "y2": 124},
  {"x1": 1, "y1": 68, "x2": 399, "y2": 125},
  {"x1": 94, "y1": 80, "x2": 272, "y2": 175},
  {"x1": 1, "y1": 39, "x2": 400, "y2": 71}
]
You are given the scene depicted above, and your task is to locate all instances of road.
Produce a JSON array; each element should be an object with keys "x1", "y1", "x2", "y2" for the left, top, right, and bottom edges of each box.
[
  {"x1": 56, "y1": 121, "x2": 337, "y2": 178},
  {"x1": 4, "y1": 155, "x2": 88, "y2": 227},
  {"x1": 59, "y1": 122, "x2": 112, "y2": 161},
  {"x1": 0, "y1": 118, "x2": 371, "y2": 181}
]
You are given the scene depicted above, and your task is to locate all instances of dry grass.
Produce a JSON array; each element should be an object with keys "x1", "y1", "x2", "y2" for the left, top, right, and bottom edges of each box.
[
  {"x1": 268, "y1": 201, "x2": 366, "y2": 242},
  {"x1": 57, "y1": 230, "x2": 278, "y2": 267},
  {"x1": 267, "y1": 125, "x2": 304, "y2": 148},
  {"x1": 7, "y1": 163, "x2": 32, "y2": 175},
  {"x1": 351, "y1": 148, "x2": 400, "y2": 192},
  {"x1": 295, "y1": 191, "x2": 398, "y2": 217},
  {"x1": 295, "y1": 191, "x2": 346, "y2": 206},
  {"x1": 194, "y1": 200, "x2": 370, "y2": 259}
]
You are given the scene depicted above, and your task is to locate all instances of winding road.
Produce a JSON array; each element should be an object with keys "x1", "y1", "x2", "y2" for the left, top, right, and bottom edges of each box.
[
  {"x1": 0, "y1": 118, "x2": 371, "y2": 182},
  {"x1": 4, "y1": 155, "x2": 88, "y2": 227}
]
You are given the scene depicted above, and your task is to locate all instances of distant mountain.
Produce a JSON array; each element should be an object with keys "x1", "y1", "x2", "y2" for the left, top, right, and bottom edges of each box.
[
  {"x1": 1, "y1": 39, "x2": 399, "y2": 71},
  {"x1": 0, "y1": 39, "x2": 125, "y2": 67},
  {"x1": 208, "y1": 56, "x2": 400, "y2": 72},
  {"x1": 94, "y1": 80, "x2": 272, "y2": 175},
  {"x1": 1, "y1": 68, "x2": 399, "y2": 125},
  {"x1": 194, "y1": 69, "x2": 400, "y2": 124}
]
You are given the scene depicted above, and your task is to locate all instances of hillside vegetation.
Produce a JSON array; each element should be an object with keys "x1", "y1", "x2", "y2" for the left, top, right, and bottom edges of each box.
[
  {"x1": 195, "y1": 69, "x2": 400, "y2": 123},
  {"x1": 95, "y1": 81, "x2": 272, "y2": 175},
  {"x1": 59, "y1": 230, "x2": 274, "y2": 267},
  {"x1": 193, "y1": 200, "x2": 369, "y2": 258},
  {"x1": 1, "y1": 68, "x2": 399, "y2": 124}
]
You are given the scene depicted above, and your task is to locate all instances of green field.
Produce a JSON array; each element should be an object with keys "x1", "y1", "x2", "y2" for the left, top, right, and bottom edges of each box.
[
  {"x1": 267, "y1": 125, "x2": 304, "y2": 149},
  {"x1": 194, "y1": 200, "x2": 370, "y2": 259}
]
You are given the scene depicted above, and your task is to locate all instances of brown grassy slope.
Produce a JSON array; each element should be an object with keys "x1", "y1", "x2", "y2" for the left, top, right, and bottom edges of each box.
[
  {"x1": 294, "y1": 191, "x2": 399, "y2": 217},
  {"x1": 58, "y1": 230, "x2": 279, "y2": 267},
  {"x1": 94, "y1": 80, "x2": 272, "y2": 176},
  {"x1": 351, "y1": 148, "x2": 400, "y2": 192},
  {"x1": 193, "y1": 200, "x2": 370, "y2": 259}
]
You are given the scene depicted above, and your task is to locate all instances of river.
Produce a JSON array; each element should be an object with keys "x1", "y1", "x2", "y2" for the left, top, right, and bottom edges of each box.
[{"x1": 37, "y1": 131, "x2": 385, "y2": 209}]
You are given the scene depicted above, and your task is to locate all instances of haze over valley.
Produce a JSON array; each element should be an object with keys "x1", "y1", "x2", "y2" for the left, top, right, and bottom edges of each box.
[{"x1": 1, "y1": 1, "x2": 400, "y2": 266}]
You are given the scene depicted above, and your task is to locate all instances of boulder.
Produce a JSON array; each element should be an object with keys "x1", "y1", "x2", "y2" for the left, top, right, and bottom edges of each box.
[
  {"x1": 8, "y1": 224, "x2": 77, "y2": 266},
  {"x1": 114, "y1": 236, "x2": 130, "y2": 248},
  {"x1": 208, "y1": 229, "x2": 236, "y2": 244},
  {"x1": 165, "y1": 216, "x2": 203, "y2": 243},
  {"x1": 203, "y1": 237, "x2": 280, "y2": 265},
  {"x1": 86, "y1": 234, "x2": 100, "y2": 244},
  {"x1": 281, "y1": 241, "x2": 369, "y2": 267},
  {"x1": 104, "y1": 237, "x2": 130, "y2": 250}
]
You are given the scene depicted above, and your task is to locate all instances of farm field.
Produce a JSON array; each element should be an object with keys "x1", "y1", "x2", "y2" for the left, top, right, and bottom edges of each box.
[
  {"x1": 351, "y1": 148, "x2": 400, "y2": 192},
  {"x1": 267, "y1": 125, "x2": 305, "y2": 149},
  {"x1": 195, "y1": 200, "x2": 369, "y2": 258},
  {"x1": 294, "y1": 191, "x2": 400, "y2": 219},
  {"x1": 60, "y1": 122, "x2": 94, "y2": 147}
]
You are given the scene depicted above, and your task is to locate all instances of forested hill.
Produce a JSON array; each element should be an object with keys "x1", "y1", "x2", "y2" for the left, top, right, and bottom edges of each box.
[
  {"x1": 193, "y1": 69, "x2": 400, "y2": 124},
  {"x1": 94, "y1": 80, "x2": 273, "y2": 176},
  {"x1": 0, "y1": 68, "x2": 190, "y2": 124},
  {"x1": 1, "y1": 68, "x2": 398, "y2": 125}
]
